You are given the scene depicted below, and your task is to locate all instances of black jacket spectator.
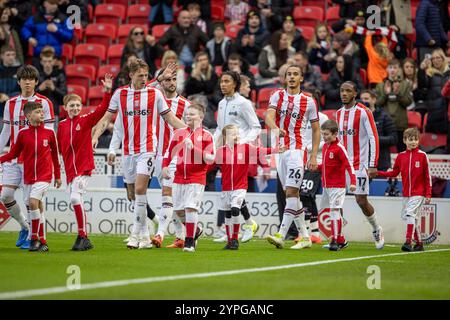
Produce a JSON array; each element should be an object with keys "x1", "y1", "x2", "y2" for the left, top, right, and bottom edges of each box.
[
  {"x1": 373, "y1": 107, "x2": 397, "y2": 171},
  {"x1": 222, "y1": 53, "x2": 256, "y2": 91},
  {"x1": 332, "y1": 0, "x2": 370, "y2": 19}
]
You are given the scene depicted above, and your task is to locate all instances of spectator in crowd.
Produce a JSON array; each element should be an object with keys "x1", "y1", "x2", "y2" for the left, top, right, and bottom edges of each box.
[
  {"x1": 324, "y1": 55, "x2": 364, "y2": 109},
  {"x1": 0, "y1": 7, "x2": 23, "y2": 64},
  {"x1": 149, "y1": 0, "x2": 174, "y2": 26},
  {"x1": 222, "y1": 52, "x2": 256, "y2": 91},
  {"x1": 236, "y1": 10, "x2": 270, "y2": 66},
  {"x1": 21, "y1": 0, "x2": 73, "y2": 60},
  {"x1": 121, "y1": 26, "x2": 163, "y2": 77},
  {"x1": 225, "y1": 0, "x2": 250, "y2": 25},
  {"x1": 36, "y1": 47, "x2": 67, "y2": 116},
  {"x1": 324, "y1": 31, "x2": 360, "y2": 72},
  {"x1": 375, "y1": 60, "x2": 413, "y2": 152},
  {"x1": 113, "y1": 53, "x2": 138, "y2": 92},
  {"x1": 307, "y1": 23, "x2": 332, "y2": 73},
  {"x1": 158, "y1": 10, "x2": 209, "y2": 68},
  {"x1": 257, "y1": 30, "x2": 295, "y2": 88},
  {"x1": 206, "y1": 22, "x2": 234, "y2": 67},
  {"x1": 415, "y1": 0, "x2": 449, "y2": 63},
  {"x1": 360, "y1": 89, "x2": 397, "y2": 171},
  {"x1": 332, "y1": 0, "x2": 370, "y2": 20},
  {"x1": 402, "y1": 57, "x2": 420, "y2": 108},
  {"x1": 365, "y1": 33, "x2": 391, "y2": 88},
  {"x1": 184, "y1": 51, "x2": 219, "y2": 119},
  {"x1": 0, "y1": 45, "x2": 20, "y2": 116},
  {"x1": 178, "y1": 0, "x2": 211, "y2": 23},
  {"x1": 293, "y1": 51, "x2": 324, "y2": 99},
  {"x1": 282, "y1": 15, "x2": 306, "y2": 53},
  {"x1": 239, "y1": 75, "x2": 254, "y2": 107},
  {"x1": 57, "y1": 0, "x2": 89, "y2": 28},
  {"x1": 187, "y1": 2, "x2": 208, "y2": 35},
  {"x1": 418, "y1": 48, "x2": 450, "y2": 134},
  {"x1": 0, "y1": 0, "x2": 33, "y2": 34},
  {"x1": 155, "y1": 50, "x2": 186, "y2": 95},
  {"x1": 440, "y1": 78, "x2": 450, "y2": 153},
  {"x1": 249, "y1": 0, "x2": 280, "y2": 33}
]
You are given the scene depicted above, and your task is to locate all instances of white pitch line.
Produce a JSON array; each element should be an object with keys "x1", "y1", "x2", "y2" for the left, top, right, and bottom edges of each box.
[{"x1": 1, "y1": 248, "x2": 449, "y2": 300}]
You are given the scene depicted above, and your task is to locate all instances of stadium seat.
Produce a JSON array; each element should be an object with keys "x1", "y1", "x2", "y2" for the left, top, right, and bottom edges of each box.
[
  {"x1": 211, "y1": 4, "x2": 225, "y2": 21},
  {"x1": 420, "y1": 133, "x2": 447, "y2": 148},
  {"x1": 407, "y1": 111, "x2": 423, "y2": 130},
  {"x1": 255, "y1": 108, "x2": 267, "y2": 120},
  {"x1": 411, "y1": 5, "x2": 418, "y2": 24},
  {"x1": 293, "y1": 6, "x2": 324, "y2": 27},
  {"x1": 152, "y1": 24, "x2": 171, "y2": 42},
  {"x1": 250, "y1": 65, "x2": 258, "y2": 76},
  {"x1": 97, "y1": 64, "x2": 121, "y2": 84},
  {"x1": 299, "y1": 26, "x2": 314, "y2": 42},
  {"x1": 301, "y1": 0, "x2": 326, "y2": 11},
  {"x1": 88, "y1": 86, "x2": 104, "y2": 106},
  {"x1": 127, "y1": 4, "x2": 151, "y2": 24},
  {"x1": 61, "y1": 43, "x2": 73, "y2": 64},
  {"x1": 107, "y1": 44, "x2": 124, "y2": 64},
  {"x1": 66, "y1": 64, "x2": 96, "y2": 88},
  {"x1": 85, "y1": 23, "x2": 117, "y2": 48},
  {"x1": 74, "y1": 44, "x2": 106, "y2": 70},
  {"x1": 117, "y1": 24, "x2": 148, "y2": 44},
  {"x1": 359, "y1": 68, "x2": 368, "y2": 87},
  {"x1": 104, "y1": 0, "x2": 129, "y2": 4},
  {"x1": 88, "y1": 4, "x2": 93, "y2": 21},
  {"x1": 94, "y1": 4, "x2": 126, "y2": 25},
  {"x1": 224, "y1": 23, "x2": 242, "y2": 40},
  {"x1": 257, "y1": 88, "x2": 277, "y2": 109},
  {"x1": 67, "y1": 85, "x2": 87, "y2": 104},
  {"x1": 325, "y1": 6, "x2": 340, "y2": 25},
  {"x1": 322, "y1": 109, "x2": 337, "y2": 121}
]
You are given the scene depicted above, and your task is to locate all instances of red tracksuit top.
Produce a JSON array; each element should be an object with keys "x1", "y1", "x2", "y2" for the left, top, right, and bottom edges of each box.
[
  {"x1": 163, "y1": 126, "x2": 215, "y2": 185},
  {"x1": 378, "y1": 147, "x2": 432, "y2": 198},
  {"x1": 318, "y1": 139, "x2": 356, "y2": 188},
  {"x1": 214, "y1": 143, "x2": 276, "y2": 191},
  {"x1": 57, "y1": 92, "x2": 111, "y2": 184},
  {"x1": 0, "y1": 123, "x2": 60, "y2": 184}
]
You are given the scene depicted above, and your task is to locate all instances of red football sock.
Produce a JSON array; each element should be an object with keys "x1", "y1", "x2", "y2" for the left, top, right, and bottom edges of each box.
[
  {"x1": 330, "y1": 217, "x2": 338, "y2": 242},
  {"x1": 406, "y1": 224, "x2": 414, "y2": 244},
  {"x1": 74, "y1": 204, "x2": 87, "y2": 237},
  {"x1": 38, "y1": 222, "x2": 46, "y2": 245},
  {"x1": 225, "y1": 224, "x2": 231, "y2": 242},
  {"x1": 232, "y1": 224, "x2": 240, "y2": 240},
  {"x1": 185, "y1": 222, "x2": 195, "y2": 238},
  {"x1": 31, "y1": 218, "x2": 40, "y2": 241},
  {"x1": 413, "y1": 226, "x2": 422, "y2": 245}
]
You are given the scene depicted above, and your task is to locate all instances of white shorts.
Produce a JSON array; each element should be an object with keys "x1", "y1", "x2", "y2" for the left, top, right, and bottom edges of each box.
[
  {"x1": 1, "y1": 162, "x2": 23, "y2": 187},
  {"x1": 276, "y1": 149, "x2": 305, "y2": 189},
  {"x1": 346, "y1": 168, "x2": 369, "y2": 195},
  {"x1": 219, "y1": 189, "x2": 247, "y2": 211},
  {"x1": 320, "y1": 187, "x2": 346, "y2": 209},
  {"x1": 401, "y1": 196, "x2": 424, "y2": 220},
  {"x1": 122, "y1": 152, "x2": 156, "y2": 184},
  {"x1": 154, "y1": 155, "x2": 176, "y2": 188},
  {"x1": 67, "y1": 175, "x2": 90, "y2": 194},
  {"x1": 23, "y1": 182, "x2": 50, "y2": 206},
  {"x1": 173, "y1": 183, "x2": 205, "y2": 212}
]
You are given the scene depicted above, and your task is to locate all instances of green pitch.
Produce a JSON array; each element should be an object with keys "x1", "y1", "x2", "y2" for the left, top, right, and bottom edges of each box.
[{"x1": 0, "y1": 232, "x2": 449, "y2": 300}]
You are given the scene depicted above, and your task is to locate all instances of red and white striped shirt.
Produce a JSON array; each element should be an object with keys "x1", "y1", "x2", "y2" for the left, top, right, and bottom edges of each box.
[
  {"x1": 268, "y1": 89, "x2": 319, "y2": 150},
  {"x1": 337, "y1": 103, "x2": 379, "y2": 170},
  {"x1": 156, "y1": 95, "x2": 190, "y2": 157},
  {"x1": 1, "y1": 93, "x2": 55, "y2": 163},
  {"x1": 108, "y1": 85, "x2": 170, "y2": 156}
]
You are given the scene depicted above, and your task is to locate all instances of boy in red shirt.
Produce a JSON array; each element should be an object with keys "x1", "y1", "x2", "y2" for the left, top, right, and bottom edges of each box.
[
  {"x1": 57, "y1": 74, "x2": 113, "y2": 251},
  {"x1": 0, "y1": 102, "x2": 61, "y2": 252},
  {"x1": 162, "y1": 103, "x2": 215, "y2": 253},
  {"x1": 377, "y1": 128, "x2": 432, "y2": 252},
  {"x1": 214, "y1": 124, "x2": 282, "y2": 250},
  {"x1": 313, "y1": 120, "x2": 356, "y2": 251}
]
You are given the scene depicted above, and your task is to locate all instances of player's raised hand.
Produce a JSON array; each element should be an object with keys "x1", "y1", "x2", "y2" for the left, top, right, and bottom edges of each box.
[
  {"x1": 107, "y1": 153, "x2": 116, "y2": 166},
  {"x1": 55, "y1": 178, "x2": 62, "y2": 189},
  {"x1": 101, "y1": 73, "x2": 113, "y2": 93},
  {"x1": 349, "y1": 184, "x2": 356, "y2": 192},
  {"x1": 92, "y1": 137, "x2": 99, "y2": 148},
  {"x1": 162, "y1": 167, "x2": 171, "y2": 180},
  {"x1": 163, "y1": 62, "x2": 177, "y2": 80}
]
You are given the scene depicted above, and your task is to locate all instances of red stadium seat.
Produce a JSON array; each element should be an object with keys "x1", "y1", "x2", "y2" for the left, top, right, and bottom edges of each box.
[
  {"x1": 66, "y1": 64, "x2": 96, "y2": 88},
  {"x1": 411, "y1": 5, "x2": 418, "y2": 24},
  {"x1": 255, "y1": 108, "x2": 267, "y2": 120},
  {"x1": 88, "y1": 86, "x2": 104, "y2": 106},
  {"x1": 104, "y1": 0, "x2": 129, "y2": 4},
  {"x1": 250, "y1": 65, "x2": 258, "y2": 76},
  {"x1": 301, "y1": 0, "x2": 326, "y2": 11},
  {"x1": 117, "y1": 24, "x2": 149, "y2": 44},
  {"x1": 359, "y1": 68, "x2": 368, "y2": 87},
  {"x1": 407, "y1": 111, "x2": 423, "y2": 130},
  {"x1": 420, "y1": 133, "x2": 447, "y2": 148},
  {"x1": 322, "y1": 109, "x2": 337, "y2": 121},
  {"x1": 211, "y1": 4, "x2": 225, "y2": 21},
  {"x1": 67, "y1": 85, "x2": 87, "y2": 104},
  {"x1": 127, "y1": 4, "x2": 151, "y2": 24},
  {"x1": 151, "y1": 24, "x2": 171, "y2": 42},
  {"x1": 97, "y1": 64, "x2": 121, "y2": 84},
  {"x1": 107, "y1": 44, "x2": 124, "y2": 64},
  {"x1": 88, "y1": 4, "x2": 93, "y2": 21},
  {"x1": 325, "y1": 6, "x2": 340, "y2": 25},
  {"x1": 74, "y1": 44, "x2": 106, "y2": 70},
  {"x1": 61, "y1": 43, "x2": 73, "y2": 64},
  {"x1": 257, "y1": 88, "x2": 277, "y2": 109},
  {"x1": 224, "y1": 23, "x2": 242, "y2": 40},
  {"x1": 85, "y1": 23, "x2": 117, "y2": 48},
  {"x1": 293, "y1": 6, "x2": 324, "y2": 27},
  {"x1": 94, "y1": 4, "x2": 126, "y2": 25},
  {"x1": 299, "y1": 26, "x2": 315, "y2": 42}
]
